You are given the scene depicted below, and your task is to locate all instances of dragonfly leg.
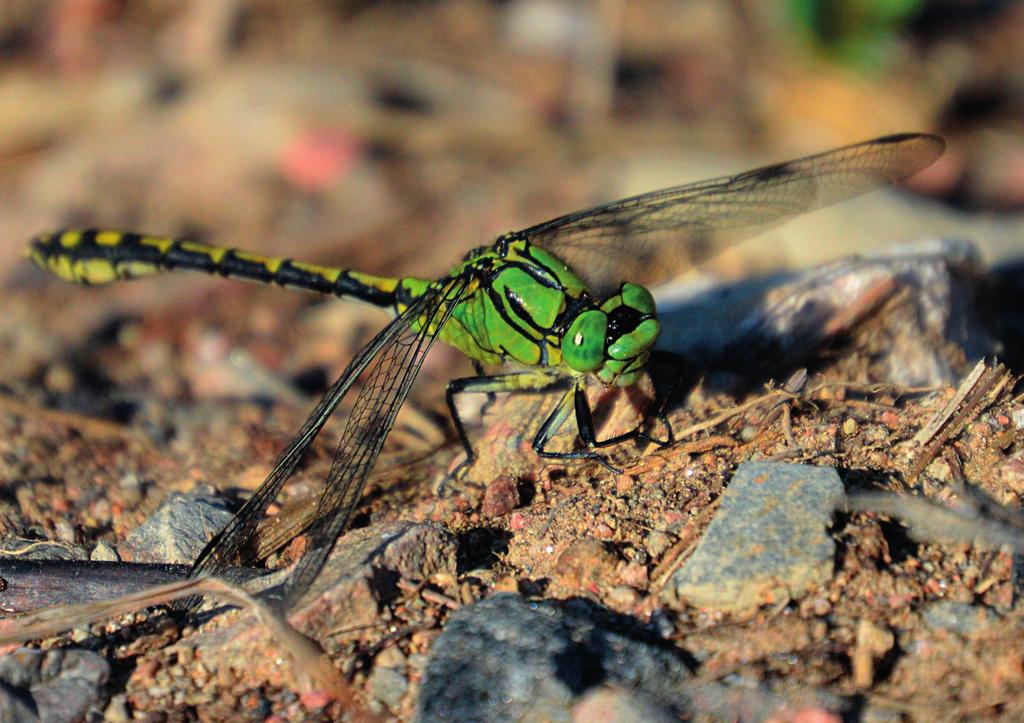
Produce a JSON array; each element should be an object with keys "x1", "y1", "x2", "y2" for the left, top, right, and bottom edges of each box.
[
  {"x1": 472, "y1": 360, "x2": 498, "y2": 418},
  {"x1": 535, "y1": 382, "x2": 675, "y2": 473},
  {"x1": 645, "y1": 350, "x2": 693, "y2": 448},
  {"x1": 439, "y1": 370, "x2": 566, "y2": 494},
  {"x1": 533, "y1": 385, "x2": 624, "y2": 474}
]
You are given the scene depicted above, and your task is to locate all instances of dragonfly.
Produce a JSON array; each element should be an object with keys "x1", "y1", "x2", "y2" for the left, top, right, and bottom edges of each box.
[{"x1": 27, "y1": 133, "x2": 944, "y2": 610}]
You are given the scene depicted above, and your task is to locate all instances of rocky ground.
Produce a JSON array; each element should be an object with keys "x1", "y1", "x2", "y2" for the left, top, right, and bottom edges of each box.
[
  {"x1": 3, "y1": 237, "x2": 1024, "y2": 720},
  {"x1": 0, "y1": 2, "x2": 1024, "y2": 721}
]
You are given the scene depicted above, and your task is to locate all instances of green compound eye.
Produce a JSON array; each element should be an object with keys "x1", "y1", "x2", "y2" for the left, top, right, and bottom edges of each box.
[
  {"x1": 562, "y1": 309, "x2": 608, "y2": 372},
  {"x1": 607, "y1": 318, "x2": 659, "y2": 361},
  {"x1": 598, "y1": 282, "x2": 656, "y2": 315},
  {"x1": 620, "y1": 282, "x2": 655, "y2": 315}
]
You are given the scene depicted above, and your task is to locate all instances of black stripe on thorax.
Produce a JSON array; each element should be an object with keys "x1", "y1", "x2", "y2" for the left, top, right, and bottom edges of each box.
[
  {"x1": 501, "y1": 286, "x2": 552, "y2": 336},
  {"x1": 516, "y1": 244, "x2": 572, "y2": 289},
  {"x1": 481, "y1": 280, "x2": 545, "y2": 360},
  {"x1": 480, "y1": 257, "x2": 566, "y2": 337}
]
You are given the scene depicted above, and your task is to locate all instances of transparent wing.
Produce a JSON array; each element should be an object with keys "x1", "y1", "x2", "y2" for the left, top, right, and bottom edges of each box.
[
  {"x1": 189, "y1": 276, "x2": 469, "y2": 608},
  {"x1": 520, "y1": 133, "x2": 944, "y2": 292},
  {"x1": 281, "y1": 276, "x2": 468, "y2": 607}
]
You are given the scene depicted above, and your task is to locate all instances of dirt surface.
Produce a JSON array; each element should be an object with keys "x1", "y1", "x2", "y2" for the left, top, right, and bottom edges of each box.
[{"x1": 1, "y1": 1, "x2": 1024, "y2": 721}]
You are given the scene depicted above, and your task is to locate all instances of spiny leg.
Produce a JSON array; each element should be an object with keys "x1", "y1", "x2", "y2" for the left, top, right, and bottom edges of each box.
[
  {"x1": 533, "y1": 385, "x2": 623, "y2": 473},
  {"x1": 441, "y1": 370, "x2": 567, "y2": 492},
  {"x1": 643, "y1": 350, "x2": 693, "y2": 448},
  {"x1": 534, "y1": 382, "x2": 672, "y2": 473}
]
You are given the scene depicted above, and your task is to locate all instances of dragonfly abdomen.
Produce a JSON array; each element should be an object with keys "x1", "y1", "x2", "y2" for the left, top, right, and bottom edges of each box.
[{"x1": 28, "y1": 229, "x2": 401, "y2": 308}]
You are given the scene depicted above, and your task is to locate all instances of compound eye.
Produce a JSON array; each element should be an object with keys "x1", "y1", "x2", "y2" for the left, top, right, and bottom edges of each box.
[
  {"x1": 562, "y1": 310, "x2": 608, "y2": 373},
  {"x1": 620, "y1": 283, "x2": 655, "y2": 315}
]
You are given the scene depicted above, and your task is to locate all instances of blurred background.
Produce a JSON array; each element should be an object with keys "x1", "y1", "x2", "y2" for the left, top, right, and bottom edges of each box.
[
  {"x1": 0, "y1": 0, "x2": 1021, "y2": 278},
  {"x1": 1, "y1": 0, "x2": 1023, "y2": 419}
]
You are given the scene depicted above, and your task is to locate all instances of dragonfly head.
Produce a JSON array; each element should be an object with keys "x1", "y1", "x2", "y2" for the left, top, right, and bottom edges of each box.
[{"x1": 561, "y1": 283, "x2": 659, "y2": 386}]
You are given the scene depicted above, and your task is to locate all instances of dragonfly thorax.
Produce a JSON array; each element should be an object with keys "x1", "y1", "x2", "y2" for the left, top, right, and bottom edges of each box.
[{"x1": 562, "y1": 282, "x2": 659, "y2": 387}]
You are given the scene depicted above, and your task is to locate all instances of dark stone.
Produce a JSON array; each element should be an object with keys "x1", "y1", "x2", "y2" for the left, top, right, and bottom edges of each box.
[
  {"x1": 122, "y1": 487, "x2": 234, "y2": 564},
  {"x1": 922, "y1": 600, "x2": 998, "y2": 635},
  {"x1": 416, "y1": 593, "x2": 690, "y2": 722},
  {"x1": 0, "y1": 647, "x2": 110, "y2": 722}
]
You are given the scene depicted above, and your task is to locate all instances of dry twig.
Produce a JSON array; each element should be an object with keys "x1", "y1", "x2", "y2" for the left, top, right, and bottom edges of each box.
[
  {"x1": 908, "y1": 360, "x2": 1013, "y2": 480},
  {"x1": 0, "y1": 577, "x2": 370, "y2": 716},
  {"x1": 0, "y1": 393, "x2": 155, "y2": 452}
]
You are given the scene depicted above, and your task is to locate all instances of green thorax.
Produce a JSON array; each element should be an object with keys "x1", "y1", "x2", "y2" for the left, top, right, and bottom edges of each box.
[{"x1": 396, "y1": 235, "x2": 660, "y2": 387}]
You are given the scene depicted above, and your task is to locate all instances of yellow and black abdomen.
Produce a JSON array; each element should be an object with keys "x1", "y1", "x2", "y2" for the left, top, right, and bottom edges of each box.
[{"x1": 28, "y1": 229, "x2": 401, "y2": 308}]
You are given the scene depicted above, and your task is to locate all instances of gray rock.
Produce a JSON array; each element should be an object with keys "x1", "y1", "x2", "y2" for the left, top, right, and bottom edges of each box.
[
  {"x1": 368, "y1": 665, "x2": 408, "y2": 712},
  {"x1": 415, "y1": 593, "x2": 690, "y2": 723},
  {"x1": 664, "y1": 462, "x2": 845, "y2": 612},
  {"x1": 571, "y1": 688, "x2": 677, "y2": 723},
  {"x1": 0, "y1": 648, "x2": 42, "y2": 688},
  {"x1": 0, "y1": 682, "x2": 36, "y2": 721},
  {"x1": 122, "y1": 487, "x2": 234, "y2": 563},
  {"x1": 191, "y1": 522, "x2": 458, "y2": 688},
  {"x1": 681, "y1": 680, "x2": 848, "y2": 722},
  {"x1": 922, "y1": 600, "x2": 997, "y2": 635},
  {"x1": 0, "y1": 647, "x2": 110, "y2": 722},
  {"x1": 89, "y1": 540, "x2": 119, "y2": 562},
  {"x1": 293, "y1": 521, "x2": 459, "y2": 632}
]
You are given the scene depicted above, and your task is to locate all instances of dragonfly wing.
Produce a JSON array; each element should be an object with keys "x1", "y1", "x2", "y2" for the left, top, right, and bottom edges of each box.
[
  {"x1": 189, "y1": 275, "x2": 469, "y2": 608},
  {"x1": 281, "y1": 275, "x2": 469, "y2": 607},
  {"x1": 520, "y1": 133, "x2": 944, "y2": 292}
]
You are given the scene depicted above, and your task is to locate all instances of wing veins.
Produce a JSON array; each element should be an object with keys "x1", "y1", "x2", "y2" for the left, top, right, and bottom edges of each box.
[
  {"x1": 519, "y1": 133, "x2": 944, "y2": 291},
  {"x1": 188, "y1": 279, "x2": 464, "y2": 598},
  {"x1": 281, "y1": 276, "x2": 469, "y2": 606}
]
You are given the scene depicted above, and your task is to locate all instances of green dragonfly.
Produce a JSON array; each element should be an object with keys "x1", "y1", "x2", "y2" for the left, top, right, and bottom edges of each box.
[{"x1": 27, "y1": 133, "x2": 944, "y2": 609}]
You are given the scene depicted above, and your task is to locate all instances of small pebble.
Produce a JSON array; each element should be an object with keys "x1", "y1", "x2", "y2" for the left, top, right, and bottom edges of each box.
[
  {"x1": 922, "y1": 601, "x2": 996, "y2": 635},
  {"x1": 606, "y1": 585, "x2": 640, "y2": 609},
  {"x1": 90, "y1": 540, "x2": 120, "y2": 562},
  {"x1": 368, "y1": 666, "x2": 408, "y2": 711},
  {"x1": 572, "y1": 688, "x2": 677, "y2": 723},
  {"x1": 880, "y1": 411, "x2": 900, "y2": 428},
  {"x1": 554, "y1": 538, "x2": 617, "y2": 590},
  {"x1": 481, "y1": 475, "x2": 520, "y2": 518},
  {"x1": 54, "y1": 518, "x2": 76, "y2": 543},
  {"x1": 645, "y1": 530, "x2": 671, "y2": 559},
  {"x1": 300, "y1": 689, "x2": 332, "y2": 710},
  {"x1": 176, "y1": 646, "x2": 193, "y2": 666},
  {"x1": 375, "y1": 645, "x2": 406, "y2": 669},
  {"x1": 104, "y1": 694, "x2": 131, "y2": 722}
]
